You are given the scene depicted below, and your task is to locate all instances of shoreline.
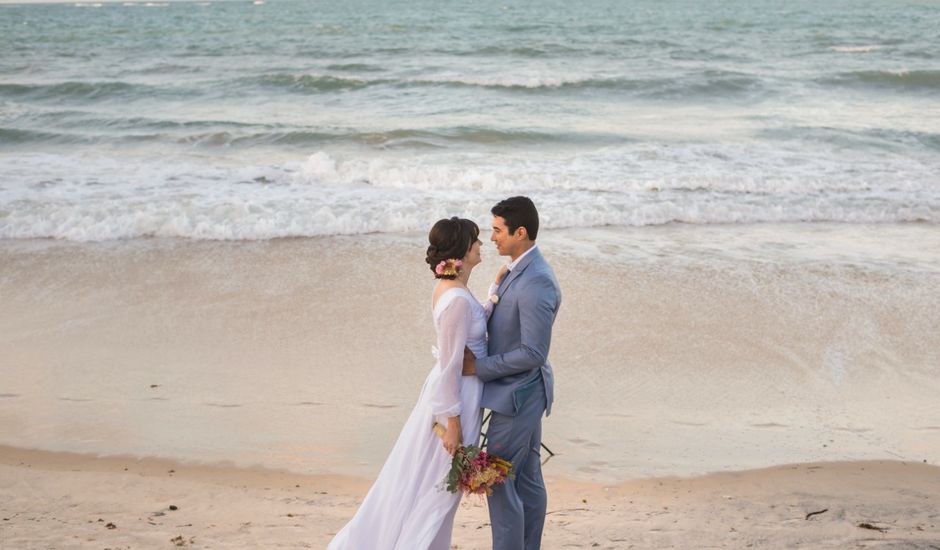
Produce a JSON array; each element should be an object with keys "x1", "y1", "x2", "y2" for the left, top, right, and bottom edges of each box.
[{"x1": 3, "y1": 444, "x2": 939, "y2": 548}]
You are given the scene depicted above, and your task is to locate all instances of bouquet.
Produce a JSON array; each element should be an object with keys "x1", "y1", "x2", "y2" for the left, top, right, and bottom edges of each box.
[{"x1": 433, "y1": 422, "x2": 513, "y2": 496}]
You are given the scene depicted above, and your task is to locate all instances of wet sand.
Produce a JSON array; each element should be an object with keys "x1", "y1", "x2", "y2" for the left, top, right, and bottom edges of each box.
[{"x1": 1, "y1": 226, "x2": 938, "y2": 481}]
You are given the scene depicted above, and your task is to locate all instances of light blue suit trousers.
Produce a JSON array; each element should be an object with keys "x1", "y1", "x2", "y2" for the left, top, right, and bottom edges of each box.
[{"x1": 476, "y1": 247, "x2": 561, "y2": 550}]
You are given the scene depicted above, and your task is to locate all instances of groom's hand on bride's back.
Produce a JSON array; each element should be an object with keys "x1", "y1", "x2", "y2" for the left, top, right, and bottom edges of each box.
[{"x1": 462, "y1": 347, "x2": 476, "y2": 376}]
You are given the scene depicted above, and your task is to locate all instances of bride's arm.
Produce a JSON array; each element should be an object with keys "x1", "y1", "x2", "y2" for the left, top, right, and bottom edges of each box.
[{"x1": 430, "y1": 296, "x2": 472, "y2": 454}]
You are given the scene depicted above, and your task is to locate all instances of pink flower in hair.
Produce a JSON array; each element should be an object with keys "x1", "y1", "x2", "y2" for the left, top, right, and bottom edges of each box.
[{"x1": 436, "y1": 259, "x2": 462, "y2": 277}]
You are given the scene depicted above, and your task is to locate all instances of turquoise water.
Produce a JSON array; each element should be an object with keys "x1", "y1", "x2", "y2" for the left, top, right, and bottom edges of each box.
[{"x1": 1, "y1": 0, "x2": 938, "y2": 239}]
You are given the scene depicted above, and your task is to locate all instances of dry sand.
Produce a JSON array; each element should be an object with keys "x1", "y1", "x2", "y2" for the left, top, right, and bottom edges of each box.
[{"x1": 2, "y1": 445, "x2": 939, "y2": 549}]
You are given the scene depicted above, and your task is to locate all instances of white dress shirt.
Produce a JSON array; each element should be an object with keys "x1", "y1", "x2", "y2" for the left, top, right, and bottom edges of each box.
[{"x1": 486, "y1": 244, "x2": 539, "y2": 305}]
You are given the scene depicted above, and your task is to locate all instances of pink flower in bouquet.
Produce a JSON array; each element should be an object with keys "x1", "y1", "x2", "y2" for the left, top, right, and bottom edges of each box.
[{"x1": 446, "y1": 445, "x2": 512, "y2": 496}]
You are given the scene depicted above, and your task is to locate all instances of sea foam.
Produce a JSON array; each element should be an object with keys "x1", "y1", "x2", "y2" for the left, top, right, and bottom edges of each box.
[{"x1": 1, "y1": 149, "x2": 936, "y2": 241}]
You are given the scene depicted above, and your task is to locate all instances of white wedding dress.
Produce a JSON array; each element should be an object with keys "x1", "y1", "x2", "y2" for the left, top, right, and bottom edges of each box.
[{"x1": 328, "y1": 287, "x2": 488, "y2": 550}]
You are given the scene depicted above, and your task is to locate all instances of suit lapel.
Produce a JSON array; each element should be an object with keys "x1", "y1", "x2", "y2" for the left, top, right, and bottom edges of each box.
[{"x1": 496, "y1": 247, "x2": 541, "y2": 302}]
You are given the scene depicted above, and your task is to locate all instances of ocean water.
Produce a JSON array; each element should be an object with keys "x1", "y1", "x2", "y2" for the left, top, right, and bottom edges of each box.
[{"x1": 1, "y1": 0, "x2": 938, "y2": 241}]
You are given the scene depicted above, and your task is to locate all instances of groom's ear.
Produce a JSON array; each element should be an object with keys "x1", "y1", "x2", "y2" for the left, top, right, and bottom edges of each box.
[{"x1": 515, "y1": 226, "x2": 528, "y2": 240}]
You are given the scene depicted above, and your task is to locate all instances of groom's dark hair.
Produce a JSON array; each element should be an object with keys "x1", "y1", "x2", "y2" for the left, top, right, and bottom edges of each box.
[{"x1": 492, "y1": 196, "x2": 539, "y2": 241}]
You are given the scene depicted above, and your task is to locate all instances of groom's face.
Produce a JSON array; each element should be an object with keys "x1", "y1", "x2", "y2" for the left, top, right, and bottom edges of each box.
[{"x1": 491, "y1": 215, "x2": 521, "y2": 258}]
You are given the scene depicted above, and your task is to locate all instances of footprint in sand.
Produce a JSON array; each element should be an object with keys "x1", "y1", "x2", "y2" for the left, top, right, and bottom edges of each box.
[
  {"x1": 568, "y1": 437, "x2": 601, "y2": 448},
  {"x1": 671, "y1": 419, "x2": 708, "y2": 427},
  {"x1": 832, "y1": 426, "x2": 872, "y2": 433}
]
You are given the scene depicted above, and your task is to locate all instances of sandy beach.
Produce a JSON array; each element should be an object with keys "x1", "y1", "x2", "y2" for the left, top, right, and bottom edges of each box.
[
  {"x1": 2, "y1": 227, "x2": 938, "y2": 478},
  {"x1": 3, "y1": 0, "x2": 939, "y2": 545},
  {"x1": 1, "y1": 225, "x2": 939, "y2": 547},
  {"x1": 2, "y1": 445, "x2": 939, "y2": 549}
]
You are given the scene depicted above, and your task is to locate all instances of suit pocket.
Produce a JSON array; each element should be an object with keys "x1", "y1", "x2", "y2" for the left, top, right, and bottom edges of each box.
[{"x1": 512, "y1": 376, "x2": 542, "y2": 413}]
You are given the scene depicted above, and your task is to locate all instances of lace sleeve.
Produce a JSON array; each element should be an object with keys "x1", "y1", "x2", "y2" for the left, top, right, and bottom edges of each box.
[{"x1": 429, "y1": 294, "x2": 472, "y2": 418}]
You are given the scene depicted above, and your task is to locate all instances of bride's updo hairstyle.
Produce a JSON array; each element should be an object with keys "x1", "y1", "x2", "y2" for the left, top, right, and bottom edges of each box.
[{"x1": 426, "y1": 217, "x2": 479, "y2": 280}]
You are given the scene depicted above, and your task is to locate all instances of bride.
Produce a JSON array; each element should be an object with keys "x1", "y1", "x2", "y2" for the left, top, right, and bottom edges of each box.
[{"x1": 328, "y1": 217, "x2": 504, "y2": 550}]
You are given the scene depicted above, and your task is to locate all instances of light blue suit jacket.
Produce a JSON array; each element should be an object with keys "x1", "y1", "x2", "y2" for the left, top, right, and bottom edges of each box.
[{"x1": 476, "y1": 247, "x2": 561, "y2": 416}]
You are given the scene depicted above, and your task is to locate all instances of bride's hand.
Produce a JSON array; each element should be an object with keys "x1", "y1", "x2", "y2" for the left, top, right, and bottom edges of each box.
[
  {"x1": 443, "y1": 417, "x2": 461, "y2": 456},
  {"x1": 495, "y1": 264, "x2": 509, "y2": 285}
]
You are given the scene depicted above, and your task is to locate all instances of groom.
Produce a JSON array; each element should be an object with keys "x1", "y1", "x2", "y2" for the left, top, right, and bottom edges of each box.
[{"x1": 463, "y1": 196, "x2": 561, "y2": 550}]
